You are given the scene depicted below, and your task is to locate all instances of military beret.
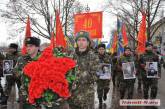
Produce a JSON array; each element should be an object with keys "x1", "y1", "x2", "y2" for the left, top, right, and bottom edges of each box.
[
  {"x1": 75, "y1": 31, "x2": 90, "y2": 42},
  {"x1": 25, "y1": 37, "x2": 40, "y2": 47}
]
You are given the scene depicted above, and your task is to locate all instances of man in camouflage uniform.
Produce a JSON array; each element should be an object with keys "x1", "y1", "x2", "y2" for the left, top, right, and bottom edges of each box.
[
  {"x1": 96, "y1": 43, "x2": 111, "y2": 108},
  {"x1": 139, "y1": 42, "x2": 160, "y2": 99},
  {"x1": 153, "y1": 46, "x2": 165, "y2": 70},
  {"x1": 117, "y1": 46, "x2": 136, "y2": 100},
  {"x1": 15, "y1": 37, "x2": 41, "y2": 109},
  {"x1": 4, "y1": 43, "x2": 20, "y2": 98},
  {"x1": 69, "y1": 31, "x2": 99, "y2": 109},
  {"x1": 0, "y1": 52, "x2": 6, "y2": 105}
]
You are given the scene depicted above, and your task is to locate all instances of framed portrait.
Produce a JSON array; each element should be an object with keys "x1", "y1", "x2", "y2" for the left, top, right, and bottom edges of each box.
[
  {"x1": 96, "y1": 64, "x2": 111, "y2": 80},
  {"x1": 3, "y1": 60, "x2": 13, "y2": 76},
  {"x1": 122, "y1": 62, "x2": 136, "y2": 79},
  {"x1": 146, "y1": 62, "x2": 158, "y2": 78}
]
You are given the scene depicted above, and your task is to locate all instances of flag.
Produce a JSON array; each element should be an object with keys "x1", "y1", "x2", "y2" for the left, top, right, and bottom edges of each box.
[
  {"x1": 117, "y1": 18, "x2": 124, "y2": 56},
  {"x1": 50, "y1": 31, "x2": 55, "y2": 49},
  {"x1": 74, "y1": 12, "x2": 103, "y2": 39},
  {"x1": 21, "y1": 16, "x2": 31, "y2": 55},
  {"x1": 122, "y1": 23, "x2": 128, "y2": 47},
  {"x1": 110, "y1": 31, "x2": 118, "y2": 54},
  {"x1": 106, "y1": 41, "x2": 111, "y2": 49},
  {"x1": 95, "y1": 38, "x2": 102, "y2": 48},
  {"x1": 55, "y1": 10, "x2": 66, "y2": 48},
  {"x1": 136, "y1": 13, "x2": 147, "y2": 54}
]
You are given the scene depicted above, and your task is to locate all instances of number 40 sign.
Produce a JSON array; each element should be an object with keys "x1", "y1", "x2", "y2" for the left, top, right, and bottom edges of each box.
[{"x1": 74, "y1": 12, "x2": 103, "y2": 39}]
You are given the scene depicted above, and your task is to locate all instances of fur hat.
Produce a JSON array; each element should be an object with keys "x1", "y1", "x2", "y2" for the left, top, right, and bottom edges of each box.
[
  {"x1": 9, "y1": 43, "x2": 18, "y2": 50},
  {"x1": 25, "y1": 37, "x2": 40, "y2": 47}
]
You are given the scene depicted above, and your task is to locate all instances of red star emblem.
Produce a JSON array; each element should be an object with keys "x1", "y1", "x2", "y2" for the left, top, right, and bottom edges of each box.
[{"x1": 23, "y1": 47, "x2": 76, "y2": 104}]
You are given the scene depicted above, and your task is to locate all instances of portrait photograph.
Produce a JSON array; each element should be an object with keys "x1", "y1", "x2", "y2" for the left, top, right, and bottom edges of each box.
[
  {"x1": 3, "y1": 60, "x2": 13, "y2": 76},
  {"x1": 96, "y1": 64, "x2": 111, "y2": 80},
  {"x1": 122, "y1": 62, "x2": 136, "y2": 79},
  {"x1": 146, "y1": 62, "x2": 158, "y2": 78}
]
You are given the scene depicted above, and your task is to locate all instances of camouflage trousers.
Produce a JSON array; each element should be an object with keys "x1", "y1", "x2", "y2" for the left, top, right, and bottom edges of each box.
[
  {"x1": 112, "y1": 70, "x2": 117, "y2": 87},
  {"x1": 97, "y1": 79, "x2": 110, "y2": 103},
  {"x1": 119, "y1": 79, "x2": 135, "y2": 99},
  {"x1": 142, "y1": 78, "x2": 158, "y2": 99},
  {"x1": 69, "y1": 84, "x2": 95, "y2": 109}
]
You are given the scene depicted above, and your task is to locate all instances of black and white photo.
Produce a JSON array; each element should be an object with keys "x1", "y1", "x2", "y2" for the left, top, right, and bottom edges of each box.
[
  {"x1": 96, "y1": 64, "x2": 111, "y2": 80},
  {"x1": 122, "y1": 62, "x2": 136, "y2": 79},
  {"x1": 146, "y1": 62, "x2": 158, "y2": 78},
  {"x1": 3, "y1": 60, "x2": 13, "y2": 75}
]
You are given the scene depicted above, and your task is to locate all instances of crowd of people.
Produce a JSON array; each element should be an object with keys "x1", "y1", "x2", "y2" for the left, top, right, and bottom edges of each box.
[{"x1": 0, "y1": 30, "x2": 165, "y2": 109}]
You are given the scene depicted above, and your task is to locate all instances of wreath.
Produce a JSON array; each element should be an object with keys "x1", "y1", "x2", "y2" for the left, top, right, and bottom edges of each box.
[{"x1": 22, "y1": 47, "x2": 76, "y2": 107}]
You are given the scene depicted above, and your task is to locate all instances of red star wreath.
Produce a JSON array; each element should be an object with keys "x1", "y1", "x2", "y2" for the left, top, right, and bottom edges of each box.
[{"x1": 23, "y1": 47, "x2": 76, "y2": 104}]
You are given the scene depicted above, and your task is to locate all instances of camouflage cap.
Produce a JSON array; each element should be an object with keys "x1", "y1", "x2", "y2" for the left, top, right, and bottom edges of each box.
[
  {"x1": 124, "y1": 46, "x2": 131, "y2": 51},
  {"x1": 25, "y1": 37, "x2": 40, "y2": 47},
  {"x1": 75, "y1": 31, "x2": 90, "y2": 42}
]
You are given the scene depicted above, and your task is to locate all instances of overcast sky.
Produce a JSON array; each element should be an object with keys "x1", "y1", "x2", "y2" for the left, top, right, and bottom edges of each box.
[{"x1": 0, "y1": 0, "x2": 116, "y2": 46}]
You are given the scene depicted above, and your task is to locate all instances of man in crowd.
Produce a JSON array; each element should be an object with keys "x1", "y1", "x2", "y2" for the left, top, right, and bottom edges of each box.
[
  {"x1": 69, "y1": 31, "x2": 99, "y2": 109},
  {"x1": 3, "y1": 43, "x2": 19, "y2": 105},
  {"x1": 139, "y1": 42, "x2": 160, "y2": 100},
  {"x1": 117, "y1": 46, "x2": 136, "y2": 109},
  {"x1": 15, "y1": 37, "x2": 41, "y2": 109},
  {"x1": 0, "y1": 52, "x2": 6, "y2": 105},
  {"x1": 96, "y1": 43, "x2": 111, "y2": 108}
]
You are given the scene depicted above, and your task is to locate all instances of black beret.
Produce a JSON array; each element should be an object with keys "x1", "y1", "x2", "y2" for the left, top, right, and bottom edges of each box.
[
  {"x1": 98, "y1": 44, "x2": 106, "y2": 49},
  {"x1": 25, "y1": 37, "x2": 40, "y2": 47},
  {"x1": 9, "y1": 43, "x2": 18, "y2": 49}
]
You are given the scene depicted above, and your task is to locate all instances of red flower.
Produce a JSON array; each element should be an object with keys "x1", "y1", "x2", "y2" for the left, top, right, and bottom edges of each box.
[{"x1": 23, "y1": 47, "x2": 76, "y2": 104}]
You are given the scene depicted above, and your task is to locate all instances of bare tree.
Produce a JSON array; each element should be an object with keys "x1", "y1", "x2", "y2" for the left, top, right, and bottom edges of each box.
[
  {"x1": 0, "y1": 0, "x2": 84, "y2": 40},
  {"x1": 105, "y1": 0, "x2": 164, "y2": 43}
]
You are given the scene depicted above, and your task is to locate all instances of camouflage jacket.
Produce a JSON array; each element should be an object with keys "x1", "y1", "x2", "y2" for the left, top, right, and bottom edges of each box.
[
  {"x1": 98, "y1": 53, "x2": 111, "y2": 64},
  {"x1": 139, "y1": 51, "x2": 160, "y2": 78},
  {"x1": 70, "y1": 48, "x2": 99, "y2": 107},
  {"x1": 14, "y1": 54, "x2": 42, "y2": 108}
]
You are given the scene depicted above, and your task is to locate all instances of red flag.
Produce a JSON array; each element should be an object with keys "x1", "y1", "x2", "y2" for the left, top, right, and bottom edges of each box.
[
  {"x1": 50, "y1": 31, "x2": 55, "y2": 49},
  {"x1": 136, "y1": 13, "x2": 147, "y2": 54},
  {"x1": 21, "y1": 16, "x2": 31, "y2": 55},
  {"x1": 55, "y1": 11, "x2": 66, "y2": 48},
  {"x1": 74, "y1": 12, "x2": 102, "y2": 39},
  {"x1": 122, "y1": 23, "x2": 128, "y2": 47},
  {"x1": 110, "y1": 31, "x2": 118, "y2": 54}
]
